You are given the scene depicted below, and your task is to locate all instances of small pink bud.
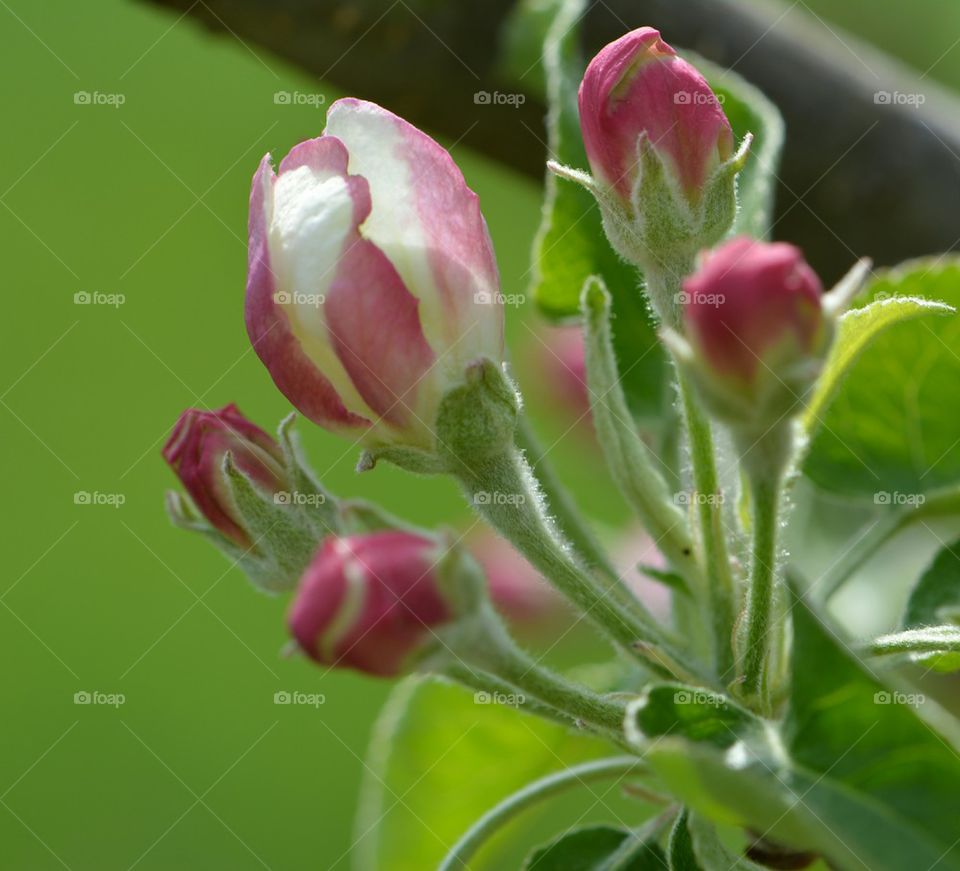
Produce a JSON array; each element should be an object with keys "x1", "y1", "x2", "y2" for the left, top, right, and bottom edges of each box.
[
  {"x1": 578, "y1": 27, "x2": 734, "y2": 202},
  {"x1": 163, "y1": 405, "x2": 287, "y2": 546},
  {"x1": 288, "y1": 532, "x2": 451, "y2": 677},
  {"x1": 682, "y1": 237, "x2": 825, "y2": 389},
  {"x1": 246, "y1": 99, "x2": 504, "y2": 453}
]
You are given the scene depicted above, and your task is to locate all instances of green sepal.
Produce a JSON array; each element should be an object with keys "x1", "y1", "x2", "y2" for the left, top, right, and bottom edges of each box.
[
  {"x1": 221, "y1": 452, "x2": 322, "y2": 593},
  {"x1": 435, "y1": 358, "x2": 520, "y2": 470}
]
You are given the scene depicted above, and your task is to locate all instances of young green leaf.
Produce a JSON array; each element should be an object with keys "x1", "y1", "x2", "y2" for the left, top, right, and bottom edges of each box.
[
  {"x1": 524, "y1": 825, "x2": 667, "y2": 870},
  {"x1": 354, "y1": 676, "x2": 614, "y2": 871},
  {"x1": 804, "y1": 260, "x2": 960, "y2": 497}
]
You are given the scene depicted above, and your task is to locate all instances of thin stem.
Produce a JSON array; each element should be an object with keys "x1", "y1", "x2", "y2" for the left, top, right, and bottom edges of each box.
[
  {"x1": 515, "y1": 416, "x2": 620, "y2": 582},
  {"x1": 739, "y1": 474, "x2": 780, "y2": 710},
  {"x1": 453, "y1": 446, "x2": 710, "y2": 683},
  {"x1": 645, "y1": 264, "x2": 738, "y2": 680},
  {"x1": 437, "y1": 756, "x2": 648, "y2": 871},
  {"x1": 580, "y1": 278, "x2": 699, "y2": 582},
  {"x1": 676, "y1": 369, "x2": 738, "y2": 680}
]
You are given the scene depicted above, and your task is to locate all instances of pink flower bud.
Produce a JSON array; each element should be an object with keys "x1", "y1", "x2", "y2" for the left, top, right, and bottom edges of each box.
[
  {"x1": 578, "y1": 27, "x2": 734, "y2": 202},
  {"x1": 682, "y1": 237, "x2": 825, "y2": 388},
  {"x1": 288, "y1": 532, "x2": 451, "y2": 676},
  {"x1": 163, "y1": 404, "x2": 286, "y2": 546},
  {"x1": 246, "y1": 99, "x2": 504, "y2": 452}
]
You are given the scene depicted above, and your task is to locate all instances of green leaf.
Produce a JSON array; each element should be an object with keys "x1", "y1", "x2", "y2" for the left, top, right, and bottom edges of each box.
[
  {"x1": 628, "y1": 684, "x2": 754, "y2": 751},
  {"x1": 804, "y1": 260, "x2": 960, "y2": 497},
  {"x1": 525, "y1": 825, "x2": 667, "y2": 870},
  {"x1": 803, "y1": 293, "x2": 954, "y2": 438},
  {"x1": 668, "y1": 811, "x2": 763, "y2": 871},
  {"x1": 667, "y1": 811, "x2": 698, "y2": 870},
  {"x1": 354, "y1": 676, "x2": 613, "y2": 871},
  {"x1": 905, "y1": 537, "x2": 960, "y2": 626},
  {"x1": 627, "y1": 594, "x2": 960, "y2": 871}
]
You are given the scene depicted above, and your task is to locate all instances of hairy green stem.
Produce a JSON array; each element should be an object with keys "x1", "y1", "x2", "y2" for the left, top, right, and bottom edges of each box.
[
  {"x1": 676, "y1": 369, "x2": 738, "y2": 680},
  {"x1": 437, "y1": 756, "x2": 648, "y2": 871},
  {"x1": 580, "y1": 278, "x2": 699, "y2": 581},
  {"x1": 739, "y1": 474, "x2": 780, "y2": 710},
  {"x1": 515, "y1": 416, "x2": 620, "y2": 582},
  {"x1": 453, "y1": 446, "x2": 709, "y2": 682},
  {"x1": 646, "y1": 265, "x2": 738, "y2": 680}
]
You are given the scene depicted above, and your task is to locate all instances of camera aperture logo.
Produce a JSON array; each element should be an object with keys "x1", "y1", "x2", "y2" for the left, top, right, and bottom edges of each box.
[
  {"x1": 473, "y1": 491, "x2": 526, "y2": 507},
  {"x1": 673, "y1": 689, "x2": 725, "y2": 708},
  {"x1": 473, "y1": 91, "x2": 526, "y2": 109},
  {"x1": 74, "y1": 690, "x2": 125, "y2": 708},
  {"x1": 274, "y1": 690, "x2": 326, "y2": 708},
  {"x1": 473, "y1": 290, "x2": 526, "y2": 307},
  {"x1": 474, "y1": 690, "x2": 526, "y2": 707},
  {"x1": 274, "y1": 491, "x2": 327, "y2": 507},
  {"x1": 273, "y1": 290, "x2": 325, "y2": 308},
  {"x1": 874, "y1": 690, "x2": 924, "y2": 708},
  {"x1": 874, "y1": 491, "x2": 925, "y2": 507},
  {"x1": 74, "y1": 490, "x2": 126, "y2": 508},
  {"x1": 674, "y1": 290, "x2": 725, "y2": 308},
  {"x1": 273, "y1": 91, "x2": 326, "y2": 108},
  {"x1": 874, "y1": 90, "x2": 926, "y2": 108},
  {"x1": 74, "y1": 91, "x2": 126, "y2": 108},
  {"x1": 74, "y1": 291, "x2": 125, "y2": 308}
]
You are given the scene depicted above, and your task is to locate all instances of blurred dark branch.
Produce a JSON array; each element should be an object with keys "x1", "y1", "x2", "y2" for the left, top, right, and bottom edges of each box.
[{"x1": 142, "y1": 0, "x2": 960, "y2": 279}]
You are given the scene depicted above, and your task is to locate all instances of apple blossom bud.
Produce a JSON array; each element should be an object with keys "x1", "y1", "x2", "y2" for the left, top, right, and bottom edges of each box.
[
  {"x1": 557, "y1": 28, "x2": 751, "y2": 311},
  {"x1": 246, "y1": 99, "x2": 504, "y2": 460},
  {"x1": 578, "y1": 27, "x2": 734, "y2": 205},
  {"x1": 672, "y1": 237, "x2": 829, "y2": 436},
  {"x1": 288, "y1": 532, "x2": 452, "y2": 676},
  {"x1": 163, "y1": 404, "x2": 286, "y2": 546}
]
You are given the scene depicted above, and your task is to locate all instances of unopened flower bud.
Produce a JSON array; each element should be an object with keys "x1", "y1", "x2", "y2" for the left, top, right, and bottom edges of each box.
[
  {"x1": 288, "y1": 532, "x2": 453, "y2": 676},
  {"x1": 558, "y1": 27, "x2": 750, "y2": 305},
  {"x1": 246, "y1": 99, "x2": 504, "y2": 462},
  {"x1": 579, "y1": 27, "x2": 733, "y2": 206},
  {"x1": 672, "y1": 237, "x2": 829, "y2": 435},
  {"x1": 163, "y1": 404, "x2": 286, "y2": 546}
]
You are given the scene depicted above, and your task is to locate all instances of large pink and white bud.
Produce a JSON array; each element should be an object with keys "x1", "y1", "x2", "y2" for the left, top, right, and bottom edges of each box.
[
  {"x1": 675, "y1": 237, "x2": 829, "y2": 432},
  {"x1": 246, "y1": 99, "x2": 504, "y2": 454},
  {"x1": 288, "y1": 532, "x2": 452, "y2": 676},
  {"x1": 578, "y1": 27, "x2": 734, "y2": 204},
  {"x1": 163, "y1": 404, "x2": 287, "y2": 546}
]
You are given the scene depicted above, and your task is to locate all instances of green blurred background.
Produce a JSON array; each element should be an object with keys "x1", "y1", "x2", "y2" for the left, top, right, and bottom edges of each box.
[{"x1": 2, "y1": 1, "x2": 960, "y2": 868}]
